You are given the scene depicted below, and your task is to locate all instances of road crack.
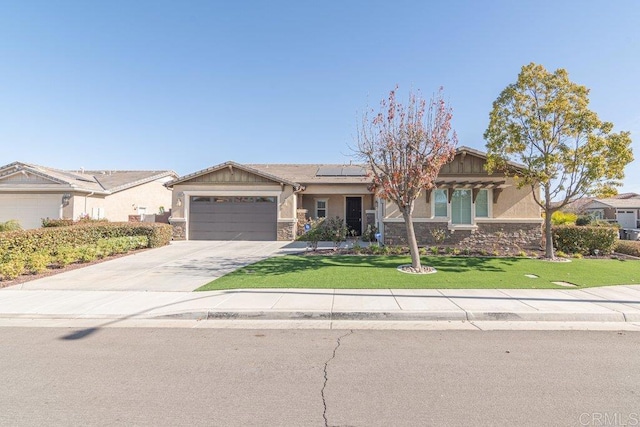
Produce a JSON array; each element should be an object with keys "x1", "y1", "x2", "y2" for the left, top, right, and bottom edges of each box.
[{"x1": 321, "y1": 330, "x2": 353, "y2": 427}]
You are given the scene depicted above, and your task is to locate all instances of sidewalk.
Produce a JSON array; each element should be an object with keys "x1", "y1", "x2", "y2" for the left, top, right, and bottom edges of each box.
[{"x1": 1, "y1": 286, "x2": 640, "y2": 324}]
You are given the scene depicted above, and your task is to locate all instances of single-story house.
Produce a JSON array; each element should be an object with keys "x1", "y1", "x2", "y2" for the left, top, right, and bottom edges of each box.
[
  {"x1": 583, "y1": 196, "x2": 640, "y2": 229},
  {"x1": 0, "y1": 162, "x2": 177, "y2": 229},
  {"x1": 560, "y1": 192, "x2": 640, "y2": 214},
  {"x1": 166, "y1": 147, "x2": 543, "y2": 250}
]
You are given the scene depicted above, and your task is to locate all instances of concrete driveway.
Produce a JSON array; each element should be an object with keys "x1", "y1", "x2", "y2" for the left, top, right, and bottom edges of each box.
[{"x1": 6, "y1": 241, "x2": 300, "y2": 292}]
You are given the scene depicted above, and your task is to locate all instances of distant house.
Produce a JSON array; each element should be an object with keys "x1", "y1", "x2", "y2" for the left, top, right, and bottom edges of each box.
[
  {"x1": 166, "y1": 146, "x2": 543, "y2": 250},
  {"x1": 562, "y1": 192, "x2": 640, "y2": 214},
  {"x1": 583, "y1": 195, "x2": 640, "y2": 229},
  {"x1": 0, "y1": 162, "x2": 177, "y2": 229}
]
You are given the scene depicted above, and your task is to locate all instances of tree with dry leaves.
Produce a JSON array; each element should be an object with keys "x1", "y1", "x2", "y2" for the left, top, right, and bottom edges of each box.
[{"x1": 355, "y1": 87, "x2": 457, "y2": 270}]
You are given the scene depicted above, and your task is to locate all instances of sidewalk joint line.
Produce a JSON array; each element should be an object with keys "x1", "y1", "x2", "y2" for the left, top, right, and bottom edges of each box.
[{"x1": 436, "y1": 290, "x2": 469, "y2": 321}]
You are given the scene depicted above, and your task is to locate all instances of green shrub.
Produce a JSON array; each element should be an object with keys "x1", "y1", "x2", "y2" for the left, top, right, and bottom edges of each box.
[
  {"x1": 614, "y1": 240, "x2": 640, "y2": 257},
  {"x1": 575, "y1": 215, "x2": 592, "y2": 226},
  {"x1": 77, "y1": 246, "x2": 98, "y2": 263},
  {"x1": 42, "y1": 218, "x2": 75, "y2": 228},
  {"x1": 0, "y1": 253, "x2": 26, "y2": 280},
  {"x1": 25, "y1": 251, "x2": 51, "y2": 274},
  {"x1": 0, "y1": 222, "x2": 171, "y2": 260},
  {"x1": 552, "y1": 211, "x2": 577, "y2": 226},
  {"x1": 552, "y1": 225, "x2": 618, "y2": 255},
  {"x1": 0, "y1": 220, "x2": 22, "y2": 232},
  {"x1": 363, "y1": 224, "x2": 378, "y2": 243},
  {"x1": 54, "y1": 246, "x2": 78, "y2": 267}
]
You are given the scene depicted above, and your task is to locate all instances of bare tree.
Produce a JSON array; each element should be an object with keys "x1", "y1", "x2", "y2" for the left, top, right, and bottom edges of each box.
[{"x1": 356, "y1": 87, "x2": 457, "y2": 270}]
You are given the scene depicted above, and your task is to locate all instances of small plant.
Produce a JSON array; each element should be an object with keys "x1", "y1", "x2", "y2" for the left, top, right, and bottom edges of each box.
[
  {"x1": 419, "y1": 247, "x2": 428, "y2": 256},
  {"x1": 491, "y1": 249, "x2": 500, "y2": 257},
  {"x1": 517, "y1": 250, "x2": 528, "y2": 257},
  {"x1": 452, "y1": 248, "x2": 461, "y2": 256},
  {"x1": 430, "y1": 228, "x2": 446, "y2": 245},
  {"x1": 462, "y1": 247, "x2": 471, "y2": 256},
  {"x1": 572, "y1": 253, "x2": 584, "y2": 259},
  {"x1": 352, "y1": 240, "x2": 362, "y2": 254},
  {"x1": 363, "y1": 224, "x2": 378, "y2": 243},
  {"x1": 0, "y1": 219, "x2": 22, "y2": 232},
  {"x1": 555, "y1": 250, "x2": 568, "y2": 258},
  {"x1": 430, "y1": 246, "x2": 439, "y2": 256},
  {"x1": 445, "y1": 246, "x2": 454, "y2": 254}
]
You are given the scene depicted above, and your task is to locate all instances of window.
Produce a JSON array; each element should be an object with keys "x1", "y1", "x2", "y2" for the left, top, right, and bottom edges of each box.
[
  {"x1": 451, "y1": 190, "x2": 472, "y2": 224},
  {"x1": 255, "y1": 196, "x2": 276, "y2": 203},
  {"x1": 434, "y1": 189, "x2": 447, "y2": 217},
  {"x1": 192, "y1": 196, "x2": 211, "y2": 203},
  {"x1": 316, "y1": 199, "x2": 327, "y2": 218},
  {"x1": 475, "y1": 189, "x2": 489, "y2": 218}
]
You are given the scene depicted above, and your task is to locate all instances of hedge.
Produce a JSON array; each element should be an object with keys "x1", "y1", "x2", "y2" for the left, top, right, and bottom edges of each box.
[
  {"x1": 613, "y1": 240, "x2": 640, "y2": 258},
  {"x1": 552, "y1": 225, "x2": 618, "y2": 255},
  {"x1": 0, "y1": 222, "x2": 172, "y2": 259}
]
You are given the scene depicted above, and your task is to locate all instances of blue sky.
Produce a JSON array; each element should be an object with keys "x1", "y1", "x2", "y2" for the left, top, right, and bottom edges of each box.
[{"x1": 1, "y1": 1, "x2": 639, "y2": 193}]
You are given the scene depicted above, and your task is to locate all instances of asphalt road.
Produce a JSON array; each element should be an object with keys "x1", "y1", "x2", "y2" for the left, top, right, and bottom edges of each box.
[{"x1": 1, "y1": 327, "x2": 638, "y2": 426}]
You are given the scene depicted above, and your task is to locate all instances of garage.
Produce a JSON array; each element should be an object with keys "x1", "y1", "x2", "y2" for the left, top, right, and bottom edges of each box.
[
  {"x1": 189, "y1": 196, "x2": 278, "y2": 240},
  {"x1": 0, "y1": 193, "x2": 61, "y2": 229}
]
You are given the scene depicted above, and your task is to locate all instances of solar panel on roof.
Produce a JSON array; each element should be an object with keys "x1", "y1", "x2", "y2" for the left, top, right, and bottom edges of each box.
[
  {"x1": 342, "y1": 166, "x2": 367, "y2": 176},
  {"x1": 316, "y1": 167, "x2": 344, "y2": 176}
]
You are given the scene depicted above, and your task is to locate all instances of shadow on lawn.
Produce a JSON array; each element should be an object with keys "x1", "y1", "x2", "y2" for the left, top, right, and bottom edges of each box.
[{"x1": 232, "y1": 255, "x2": 522, "y2": 277}]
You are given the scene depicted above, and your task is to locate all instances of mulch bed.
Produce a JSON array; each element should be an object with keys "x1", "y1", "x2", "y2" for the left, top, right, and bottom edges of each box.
[{"x1": 0, "y1": 247, "x2": 152, "y2": 289}]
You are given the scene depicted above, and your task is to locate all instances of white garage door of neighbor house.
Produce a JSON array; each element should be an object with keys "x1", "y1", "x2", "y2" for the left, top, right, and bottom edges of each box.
[
  {"x1": 617, "y1": 211, "x2": 637, "y2": 229},
  {"x1": 0, "y1": 194, "x2": 61, "y2": 229}
]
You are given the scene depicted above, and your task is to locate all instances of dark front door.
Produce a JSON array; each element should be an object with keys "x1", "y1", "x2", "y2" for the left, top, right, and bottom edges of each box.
[{"x1": 345, "y1": 197, "x2": 362, "y2": 235}]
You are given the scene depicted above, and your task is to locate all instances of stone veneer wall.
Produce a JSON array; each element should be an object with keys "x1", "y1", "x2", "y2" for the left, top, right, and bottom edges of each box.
[
  {"x1": 296, "y1": 209, "x2": 308, "y2": 237},
  {"x1": 365, "y1": 211, "x2": 375, "y2": 231},
  {"x1": 169, "y1": 219, "x2": 186, "y2": 240},
  {"x1": 277, "y1": 220, "x2": 296, "y2": 241},
  {"x1": 383, "y1": 221, "x2": 542, "y2": 251}
]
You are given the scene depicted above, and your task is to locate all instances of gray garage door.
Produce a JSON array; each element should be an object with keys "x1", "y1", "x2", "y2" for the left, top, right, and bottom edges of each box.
[{"x1": 189, "y1": 196, "x2": 278, "y2": 240}]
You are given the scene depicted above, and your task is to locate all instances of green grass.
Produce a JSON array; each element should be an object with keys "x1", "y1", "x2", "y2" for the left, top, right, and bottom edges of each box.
[{"x1": 195, "y1": 255, "x2": 640, "y2": 291}]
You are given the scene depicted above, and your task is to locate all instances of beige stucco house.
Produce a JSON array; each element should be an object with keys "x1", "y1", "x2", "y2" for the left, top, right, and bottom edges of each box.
[
  {"x1": 582, "y1": 195, "x2": 640, "y2": 230},
  {"x1": 167, "y1": 147, "x2": 543, "y2": 250},
  {"x1": 0, "y1": 162, "x2": 177, "y2": 229}
]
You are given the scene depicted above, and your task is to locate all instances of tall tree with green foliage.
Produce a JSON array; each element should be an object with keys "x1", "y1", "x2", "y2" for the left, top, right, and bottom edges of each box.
[
  {"x1": 484, "y1": 63, "x2": 633, "y2": 259},
  {"x1": 356, "y1": 87, "x2": 457, "y2": 270}
]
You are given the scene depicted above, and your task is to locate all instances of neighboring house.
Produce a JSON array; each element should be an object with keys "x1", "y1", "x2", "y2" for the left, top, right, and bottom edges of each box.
[
  {"x1": 166, "y1": 146, "x2": 543, "y2": 250},
  {"x1": 0, "y1": 162, "x2": 177, "y2": 229},
  {"x1": 560, "y1": 192, "x2": 640, "y2": 214},
  {"x1": 582, "y1": 196, "x2": 640, "y2": 229}
]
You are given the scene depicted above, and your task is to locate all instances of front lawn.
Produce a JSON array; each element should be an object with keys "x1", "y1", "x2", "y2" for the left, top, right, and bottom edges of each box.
[{"x1": 195, "y1": 255, "x2": 640, "y2": 291}]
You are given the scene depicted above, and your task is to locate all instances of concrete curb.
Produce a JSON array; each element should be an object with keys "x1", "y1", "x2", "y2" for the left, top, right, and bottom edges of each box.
[{"x1": 149, "y1": 309, "x2": 632, "y2": 323}]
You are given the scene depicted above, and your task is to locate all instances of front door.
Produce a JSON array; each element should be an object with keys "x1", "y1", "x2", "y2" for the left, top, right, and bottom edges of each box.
[{"x1": 345, "y1": 197, "x2": 362, "y2": 235}]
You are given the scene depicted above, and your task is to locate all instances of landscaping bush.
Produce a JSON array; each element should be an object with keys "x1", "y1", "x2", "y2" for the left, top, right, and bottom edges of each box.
[
  {"x1": 614, "y1": 240, "x2": 640, "y2": 258},
  {"x1": 552, "y1": 225, "x2": 618, "y2": 255},
  {"x1": 0, "y1": 222, "x2": 171, "y2": 260},
  {"x1": 297, "y1": 217, "x2": 348, "y2": 250},
  {"x1": 551, "y1": 211, "x2": 577, "y2": 226},
  {"x1": 0, "y1": 253, "x2": 25, "y2": 280},
  {"x1": 575, "y1": 215, "x2": 592, "y2": 226},
  {"x1": 42, "y1": 218, "x2": 75, "y2": 228},
  {"x1": 0, "y1": 220, "x2": 22, "y2": 232},
  {"x1": 25, "y1": 251, "x2": 51, "y2": 274}
]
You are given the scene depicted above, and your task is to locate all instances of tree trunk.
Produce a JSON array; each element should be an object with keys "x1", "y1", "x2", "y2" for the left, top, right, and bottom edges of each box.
[
  {"x1": 544, "y1": 186, "x2": 555, "y2": 259},
  {"x1": 402, "y1": 211, "x2": 421, "y2": 269}
]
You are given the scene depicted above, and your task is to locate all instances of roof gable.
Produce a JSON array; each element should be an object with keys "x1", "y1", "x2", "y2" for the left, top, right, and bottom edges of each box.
[
  {"x1": 0, "y1": 161, "x2": 176, "y2": 194},
  {"x1": 168, "y1": 161, "x2": 300, "y2": 187}
]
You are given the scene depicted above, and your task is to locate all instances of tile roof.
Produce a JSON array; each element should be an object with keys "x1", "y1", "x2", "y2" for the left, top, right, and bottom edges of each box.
[{"x1": 0, "y1": 162, "x2": 176, "y2": 194}]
